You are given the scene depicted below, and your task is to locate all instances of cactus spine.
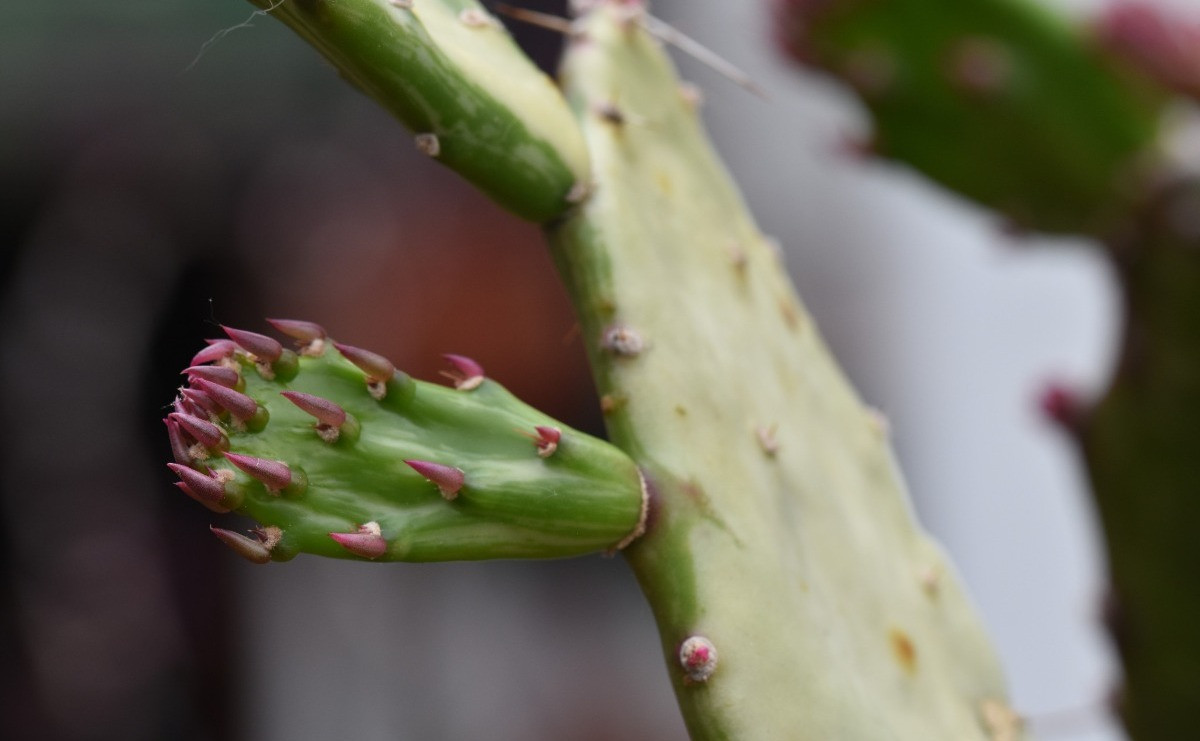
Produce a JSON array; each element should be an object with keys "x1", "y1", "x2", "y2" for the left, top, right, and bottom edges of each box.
[{"x1": 175, "y1": 0, "x2": 1024, "y2": 736}]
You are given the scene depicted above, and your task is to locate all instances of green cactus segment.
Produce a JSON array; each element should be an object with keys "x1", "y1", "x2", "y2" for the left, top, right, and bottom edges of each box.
[
  {"x1": 549, "y1": 5, "x2": 1017, "y2": 738},
  {"x1": 777, "y1": 0, "x2": 1162, "y2": 234},
  {"x1": 1083, "y1": 179, "x2": 1200, "y2": 741},
  {"x1": 170, "y1": 329, "x2": 646, "y2": 562},
  {"x1": 245, "y1": 0, "x2": 588, "y2": 222}
]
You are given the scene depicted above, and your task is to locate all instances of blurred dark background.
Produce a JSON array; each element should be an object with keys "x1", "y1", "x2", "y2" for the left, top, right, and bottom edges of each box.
[{"x1": 0, "y1": 2, "x2": 688, "y2": 739}]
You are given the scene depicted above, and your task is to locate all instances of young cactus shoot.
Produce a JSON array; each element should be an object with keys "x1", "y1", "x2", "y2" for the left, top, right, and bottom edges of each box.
[{"x1": 167, "y1": 321, "x2": 647, "y2": 563}]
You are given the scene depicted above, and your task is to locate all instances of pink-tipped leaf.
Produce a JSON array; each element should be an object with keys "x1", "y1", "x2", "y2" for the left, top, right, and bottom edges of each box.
[
  {"x1": 169, "y1": 412, "x2": 228, "y2": 449},
  {"x1": 280, "y1": 391, "x2": 346, "y2": 428},
  {"x1": 405, "y1": 459, "x2": 465, "y2": 500},
  {"x1": 165, "y1": 417, "x2": 193, "y2": 464},
  {"x1": 180, "y1": 388, "x2": 219, "y2": 416},
  {"x1": 191, "y1": 378, "x2": 259, "y2": 422},
  {"x1": 222, "y1": 325, "x2": 283, "y2": 362},
  {"x1": 266, "y1": 318, "x2": 327, "y2": 343},
  {"x1": 334, "y1": 342, "x2": 395, "y2": 381},
  {"x1": 210, "y1": 526, "x2": 272, "y2": 564},
  {"x1": 168, "y1": 463, "x2": 233, "y2": 512},
  {"x1": 442, "y1": 353, "x2": 485, "y2": 390},
  {"x1": 329, "y1": 522, "x2": 387, "y2": 559},
  {"x1": 183, "y1": 365, "x2": 240, "y2": 388},
  {"x1": 191, "y1": 340, "x2": 237, "y2": 366},
  {"x1": 223, "y1": 452, "x2": 293, "y2": 493}
]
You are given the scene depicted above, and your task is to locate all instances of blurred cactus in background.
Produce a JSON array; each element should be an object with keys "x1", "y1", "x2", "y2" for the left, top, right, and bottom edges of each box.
[{"x1": 777, "y1": 0, "x2": 1200, "y2": 738}]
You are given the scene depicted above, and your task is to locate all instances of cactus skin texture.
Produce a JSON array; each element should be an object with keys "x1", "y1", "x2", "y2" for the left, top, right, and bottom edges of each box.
[
  {"x1": 546, "y1": 5, "x2": 1017, "y2": 738},
  {"x1": 169, "y1": 322, "x2": 647, "y2": 562},
  {"x1": 780, "y1": 1, "x2": 1200, "y2": 738},
  {"x1": 245, "y1": 0, "x2": 589, "y2": 222},
  {"x1": 776, "y1": 0, "x2": 1163, "y2": 235}
]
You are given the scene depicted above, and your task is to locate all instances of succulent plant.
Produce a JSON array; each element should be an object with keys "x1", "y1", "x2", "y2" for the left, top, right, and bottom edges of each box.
[
  {"x1": 169, "y1": 0, "x2": 1027, "y2": 738},
  {"x1": 169, "y1": 321, "x2": 648, "y2": 562}
]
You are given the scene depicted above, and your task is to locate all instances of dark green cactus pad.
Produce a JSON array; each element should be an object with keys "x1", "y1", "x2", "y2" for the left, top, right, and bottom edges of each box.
[
  {"x1": 167, "y1": 322, "x2": 646, "y2": 562},
  {"x1": 777, "y1": 0, "x2": 1164, "y2": 234}
]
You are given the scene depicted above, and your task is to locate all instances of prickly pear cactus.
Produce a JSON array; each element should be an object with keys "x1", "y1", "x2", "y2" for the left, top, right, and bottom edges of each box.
[
  {"x1": 543, "y1": 6, "x2": 1017, "y2": 738},
  {"x1": 168, "y1": 321, "x2": 646, "y2": 562},
  {"x1": 176, "y1": 0, "x2": 1024, "y2": 737}
]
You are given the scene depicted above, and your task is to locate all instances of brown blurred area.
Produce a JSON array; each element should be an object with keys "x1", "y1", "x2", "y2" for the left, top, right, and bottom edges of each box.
[{"x1": 0, "y1": 2, "x2": 682, "y2": 739}]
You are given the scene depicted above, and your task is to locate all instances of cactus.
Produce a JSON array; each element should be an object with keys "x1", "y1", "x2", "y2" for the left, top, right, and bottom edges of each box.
[
  {"x1": 778, "y1": 0, "x2": 1200, "y2": 738},
  {"x1": 169, "y1": 322, "x2": 647, "y2": 561},
  {"x1": 547, "y1": 7, "x2": 1012, "y2": 737},
  {"x1": 172, "y1": 0, "x2": 1024, "y2": 737},
  {"x1": 776, "y1": 0, "x2": 1164, "y2": 235}
]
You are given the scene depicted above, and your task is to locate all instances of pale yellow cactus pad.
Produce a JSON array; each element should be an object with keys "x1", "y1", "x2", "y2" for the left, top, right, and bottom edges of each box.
[{"x1": 548, "y1": 4, "x2": 1021, "y2": 738}]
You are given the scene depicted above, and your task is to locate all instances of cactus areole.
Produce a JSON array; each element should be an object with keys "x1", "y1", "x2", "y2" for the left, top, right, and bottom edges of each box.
[{"x1": 169, "y1": 0, "x2": 1022, "y2": 738}]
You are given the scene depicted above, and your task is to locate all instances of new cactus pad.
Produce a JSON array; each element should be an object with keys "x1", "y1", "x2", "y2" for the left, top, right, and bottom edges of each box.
[
  {"x1": 545, "y1": 6, "x2": 1014, "y2": 737},
  {"x1": 169, "y1": 322, "x2": 647, "y2": 561}
]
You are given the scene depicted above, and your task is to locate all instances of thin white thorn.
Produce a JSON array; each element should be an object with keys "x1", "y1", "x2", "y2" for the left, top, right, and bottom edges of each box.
[
  {"x1": 493, "y1": 3, "x2": 579, "y2": 35},
  {"x1": 182, "y1": 0, "x2": 286, "y2": 75},
  {"x1": 639, "y1": 14, "x2": 768, "y2": 100}
]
